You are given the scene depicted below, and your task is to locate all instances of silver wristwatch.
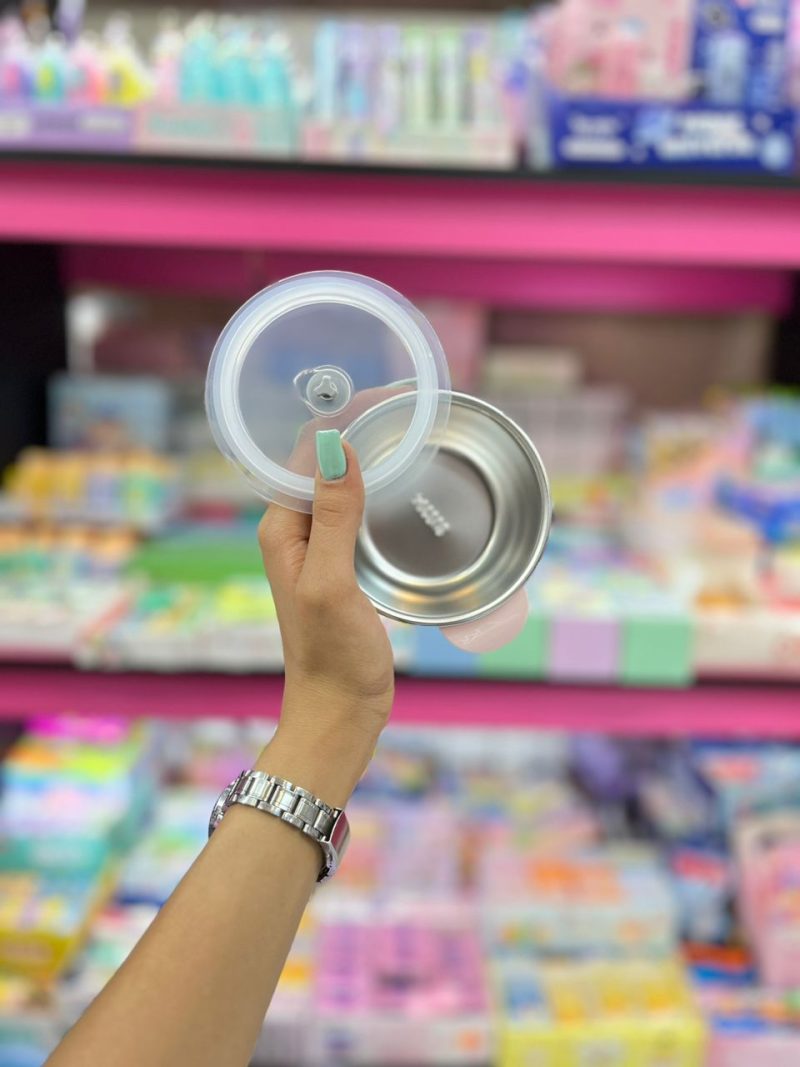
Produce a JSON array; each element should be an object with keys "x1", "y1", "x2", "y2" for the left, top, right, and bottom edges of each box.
[{"x1": 208, "y1": 770, "x2": 350, "y2": 882}]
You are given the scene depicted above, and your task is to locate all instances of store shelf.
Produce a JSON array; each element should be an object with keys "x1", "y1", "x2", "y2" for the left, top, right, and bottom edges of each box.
[
  {"x1": 1, "y1": 666, "x2": 799, "y2": 735},
  {"x1": 4, "y1": 159, "x2": 800, "y2": 273},
  {"x1": 64, "y1": 244, "x2": 791, "y2": 313}
]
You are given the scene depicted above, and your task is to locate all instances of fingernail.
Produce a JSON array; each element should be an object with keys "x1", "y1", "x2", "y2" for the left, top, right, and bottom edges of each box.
[{"x1": 316, "y1": 429, "x2": 347, "y2": 481}]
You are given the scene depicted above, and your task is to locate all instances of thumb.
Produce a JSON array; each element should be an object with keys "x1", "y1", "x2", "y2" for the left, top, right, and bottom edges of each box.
[{"x1": 302, "y1": 431, "x2": 364, "y2": 587}]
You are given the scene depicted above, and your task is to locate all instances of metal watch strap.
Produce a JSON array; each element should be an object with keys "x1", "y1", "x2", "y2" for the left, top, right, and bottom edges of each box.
[{"x1": 208, "y1": 770, "x2": 350, "y2": 882}]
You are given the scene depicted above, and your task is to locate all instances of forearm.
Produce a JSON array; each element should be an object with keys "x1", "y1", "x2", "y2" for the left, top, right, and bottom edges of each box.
[
  {"x1": 47, "y1": 434, "x2": 393, "y2": 1067},
  {"x1": 46, "y1": 718, "x2": 373, "y2": 1067}
]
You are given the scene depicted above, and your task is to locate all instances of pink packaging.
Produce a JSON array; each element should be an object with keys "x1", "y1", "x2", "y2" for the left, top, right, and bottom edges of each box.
[
  {"x1": 27, "y1": 715, "x2": 132, "y2": 746},
  {"x1": 310, "y1": 902, "x2": 491, "y2": 1065},
  {"x1": 735, "y1": 810, "x2": 800, "y2": 987},
  {"x1": 416, "y1": 300, "x2": 487, "y2": 392},
  {"x1": 709, "y1": 1032, "x2": 800, "y2": 1067}
]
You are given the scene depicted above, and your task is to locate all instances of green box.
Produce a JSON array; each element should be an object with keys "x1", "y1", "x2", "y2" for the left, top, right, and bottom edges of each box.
[
  {"x1": 478, "y1": 615, "x2": 548, "y2": 679},
  {"x1": 621, "y1": 615, "x2": 693, "y2": 687},
  {"x1": 253, "y1": 110, "x2": 299, "y2": 154}
]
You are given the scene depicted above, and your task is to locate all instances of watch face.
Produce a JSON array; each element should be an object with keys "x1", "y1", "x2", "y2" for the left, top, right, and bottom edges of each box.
[
  {"x1": 326, "y1": 810, "x2": 349, "y2": 879},
  {"x1": 329, "y1": 810, "x2": 350, "y2": 855},
  {"x1": 321, "y1": 810, "x2": 350, "y2": 880}
]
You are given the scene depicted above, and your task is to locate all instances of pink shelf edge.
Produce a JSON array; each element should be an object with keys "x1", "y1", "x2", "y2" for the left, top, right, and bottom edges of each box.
[
  {"x1": 4, "y1": 160, "x2": 800, "y2": 271},
  {"x1": 64, "y1": 245, "x2": 792, "y2": 314},
  {"x1": 1, "y1": 667, "x2": 798, "y2": 736}
]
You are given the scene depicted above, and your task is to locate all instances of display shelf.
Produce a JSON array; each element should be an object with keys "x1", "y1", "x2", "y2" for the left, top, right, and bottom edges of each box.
[
  {"x1": 1, "y1": 666, "x2": 799, "y2": 735},
  {"x1": 64, "y1": 244, "x2": 791, "y2": 313},
  {"x1": 4, "y1": 159, "x2": 800, "y2": 272}
]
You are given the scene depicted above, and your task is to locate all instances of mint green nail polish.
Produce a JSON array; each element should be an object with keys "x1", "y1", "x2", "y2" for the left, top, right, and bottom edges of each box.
[{"x1": 316, "y1": 429, "x2": 347, "y2": 481}]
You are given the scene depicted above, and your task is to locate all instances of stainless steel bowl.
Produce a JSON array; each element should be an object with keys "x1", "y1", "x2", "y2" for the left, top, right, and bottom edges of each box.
[{"x1": 345, "y1": 391, "x2": 551, "y2": 626}]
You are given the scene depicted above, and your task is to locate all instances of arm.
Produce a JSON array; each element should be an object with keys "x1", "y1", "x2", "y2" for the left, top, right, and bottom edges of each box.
[{"x1": 47, "y1": 433, "x2": 394, "y2": 1067}]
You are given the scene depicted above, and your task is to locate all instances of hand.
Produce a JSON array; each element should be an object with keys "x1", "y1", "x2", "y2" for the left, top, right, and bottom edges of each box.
[{"x1": 257, "y1": 431, "x2": 394, "y2": 804}]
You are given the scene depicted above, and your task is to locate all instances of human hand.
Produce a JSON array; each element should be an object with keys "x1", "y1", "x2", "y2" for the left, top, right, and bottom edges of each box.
[{"x1": 257, "y1": 430, "x2": 394, "y2": 804}]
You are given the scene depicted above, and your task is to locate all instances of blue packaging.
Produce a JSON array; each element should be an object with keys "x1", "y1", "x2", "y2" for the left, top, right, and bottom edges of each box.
[
  {"x1": 410, "y1": 626, "x2": 478, "y2": 678},
  {"x1": 534, "y1": 0, "x2": 795, "y2": 174},
  {"x1": 716, "y1": 477, "x2": 800, "y2": 543},
  {"x1": 744, "y1": 396, "x2": 800, "y2": 450},
  {"x1": 670, "y1": 846, "x2": 733, "y2": 944},
  {"x1": 49, "y1": 374, "x2": 173, "y2": 451},
  {"x1": 691, "y1": 740, "x2": 800, "y2": 825},
  {"x1": 692, "y1": 0, "x2": 790, "y2": 110},
  {"x1": 545, "y1": 91, "x2": 795, "y2": 173}
]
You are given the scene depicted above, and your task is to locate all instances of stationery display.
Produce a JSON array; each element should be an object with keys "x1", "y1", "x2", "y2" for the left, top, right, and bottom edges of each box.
[
  {"x1": 5, "y1": 720, "x2": 800, "y2": 1064},
  {"x1": 2, "y1": 380, "x2": 798, "y2": 681},
  {"x1": 2, "y1": 1, "x2": 799, "y2": 172},
  {"x1": 5, "y1": 447, "x2": 180, "y2": 533}
]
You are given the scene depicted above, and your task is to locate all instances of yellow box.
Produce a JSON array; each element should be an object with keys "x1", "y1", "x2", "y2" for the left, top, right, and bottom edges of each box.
[{"x1": 494, "y1": 959, "x2": 706, "y2": 1067}]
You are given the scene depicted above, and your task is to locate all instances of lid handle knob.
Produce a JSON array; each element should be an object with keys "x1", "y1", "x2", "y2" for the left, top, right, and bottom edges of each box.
[{"x1": 294, "y1": 365, "x2": 354, "y2": 417}]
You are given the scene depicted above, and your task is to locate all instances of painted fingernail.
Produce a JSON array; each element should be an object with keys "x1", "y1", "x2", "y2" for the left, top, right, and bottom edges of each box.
[{"x1": 316, "y1": 429, "x2": 347, "y2": 481}]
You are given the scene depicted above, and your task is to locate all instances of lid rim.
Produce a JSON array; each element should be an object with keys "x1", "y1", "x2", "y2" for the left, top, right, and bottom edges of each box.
[{"x1": 206, "y1": 271, "x2": 449, "y2": 511}]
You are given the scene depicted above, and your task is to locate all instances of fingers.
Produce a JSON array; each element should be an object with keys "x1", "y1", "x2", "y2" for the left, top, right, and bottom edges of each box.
[
  {"x1": 257, "y1": 418, "x2": 320, "y2": 599},
  {"x1": 302, "y1": 434, "x2": 364, "y2": 593},
  {"x1": 257, "y1": 503, "x2": 311, "y2": 603},
  {"x1": 259, "y1": 423, "x2": 367, "y2": 608}
]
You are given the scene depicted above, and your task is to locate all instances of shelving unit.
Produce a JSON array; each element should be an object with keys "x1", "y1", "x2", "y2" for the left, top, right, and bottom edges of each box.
[
  {"x1": 2, "y1": 666, "x2": 798, "y2": 736},
  {"x1": 3, "y1": 155, "x2": 799, "y2": 737},
  {"x1": 64, "y1": 244, "x2": 791, "y2": 313},
  {"x1": 1, "y1": 157, "x2": 795, "y2": 315},
  {"x1": 2, "y1": 159, "x2": 800, "y2": 269},
  {"x1": 4, "y1": 1, "x2": 800, "y2": 1056}
]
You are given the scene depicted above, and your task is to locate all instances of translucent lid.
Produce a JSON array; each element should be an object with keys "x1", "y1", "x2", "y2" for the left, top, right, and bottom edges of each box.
[{"x1": 206, "y1": 271, "x2": 451, "y2": 512}]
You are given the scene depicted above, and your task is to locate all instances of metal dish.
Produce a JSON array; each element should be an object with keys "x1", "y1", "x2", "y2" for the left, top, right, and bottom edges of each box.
[{"x1": 345, "y1": 392, "x2": 551, "y2": 626}]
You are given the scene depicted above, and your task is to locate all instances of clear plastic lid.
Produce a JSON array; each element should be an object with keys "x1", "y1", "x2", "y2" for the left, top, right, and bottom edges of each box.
[{"x1": 206, "y1": 271, "x2": 451, "y2": 512}]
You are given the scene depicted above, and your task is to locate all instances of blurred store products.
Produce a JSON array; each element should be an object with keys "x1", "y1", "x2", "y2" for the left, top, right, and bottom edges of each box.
[
  {"x1": 2, "y1": 351, "x2": 799, "y2": 681},
  {"x1": 6, "y1": 720, "x2": 800, "y2": 1062},
  {"x1": 5, "y1": 447, "x2": 180, "y2": 532},
  {"x1": 1, "y1": 0, "x2": 799, "y2": 173}
]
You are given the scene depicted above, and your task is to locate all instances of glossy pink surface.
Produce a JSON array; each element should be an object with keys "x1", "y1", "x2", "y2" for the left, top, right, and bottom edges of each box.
[
  {"x1": 2, "y1": 161, "x2": 800, "y2": 271},
  {"x1": 1, "y1": 667, "x2": 798, "y2": 736},
  {"x1": 63, "y1": 245, "x2": 790, "y2": 313},
  {"x1": 441, "y1": 589, "x2": 530, "y2": 653}
]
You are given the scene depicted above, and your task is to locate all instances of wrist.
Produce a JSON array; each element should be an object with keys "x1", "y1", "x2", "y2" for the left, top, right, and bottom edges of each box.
[
  {"x1": 282, "y1": 671, "x2": 393, "y2": 730},
  {"x1": 283, "y1": 677, "x2": 390, "y2": 746},
  {"x1": 255, "y1": 707, "x2": 376, "y2": 810}
]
